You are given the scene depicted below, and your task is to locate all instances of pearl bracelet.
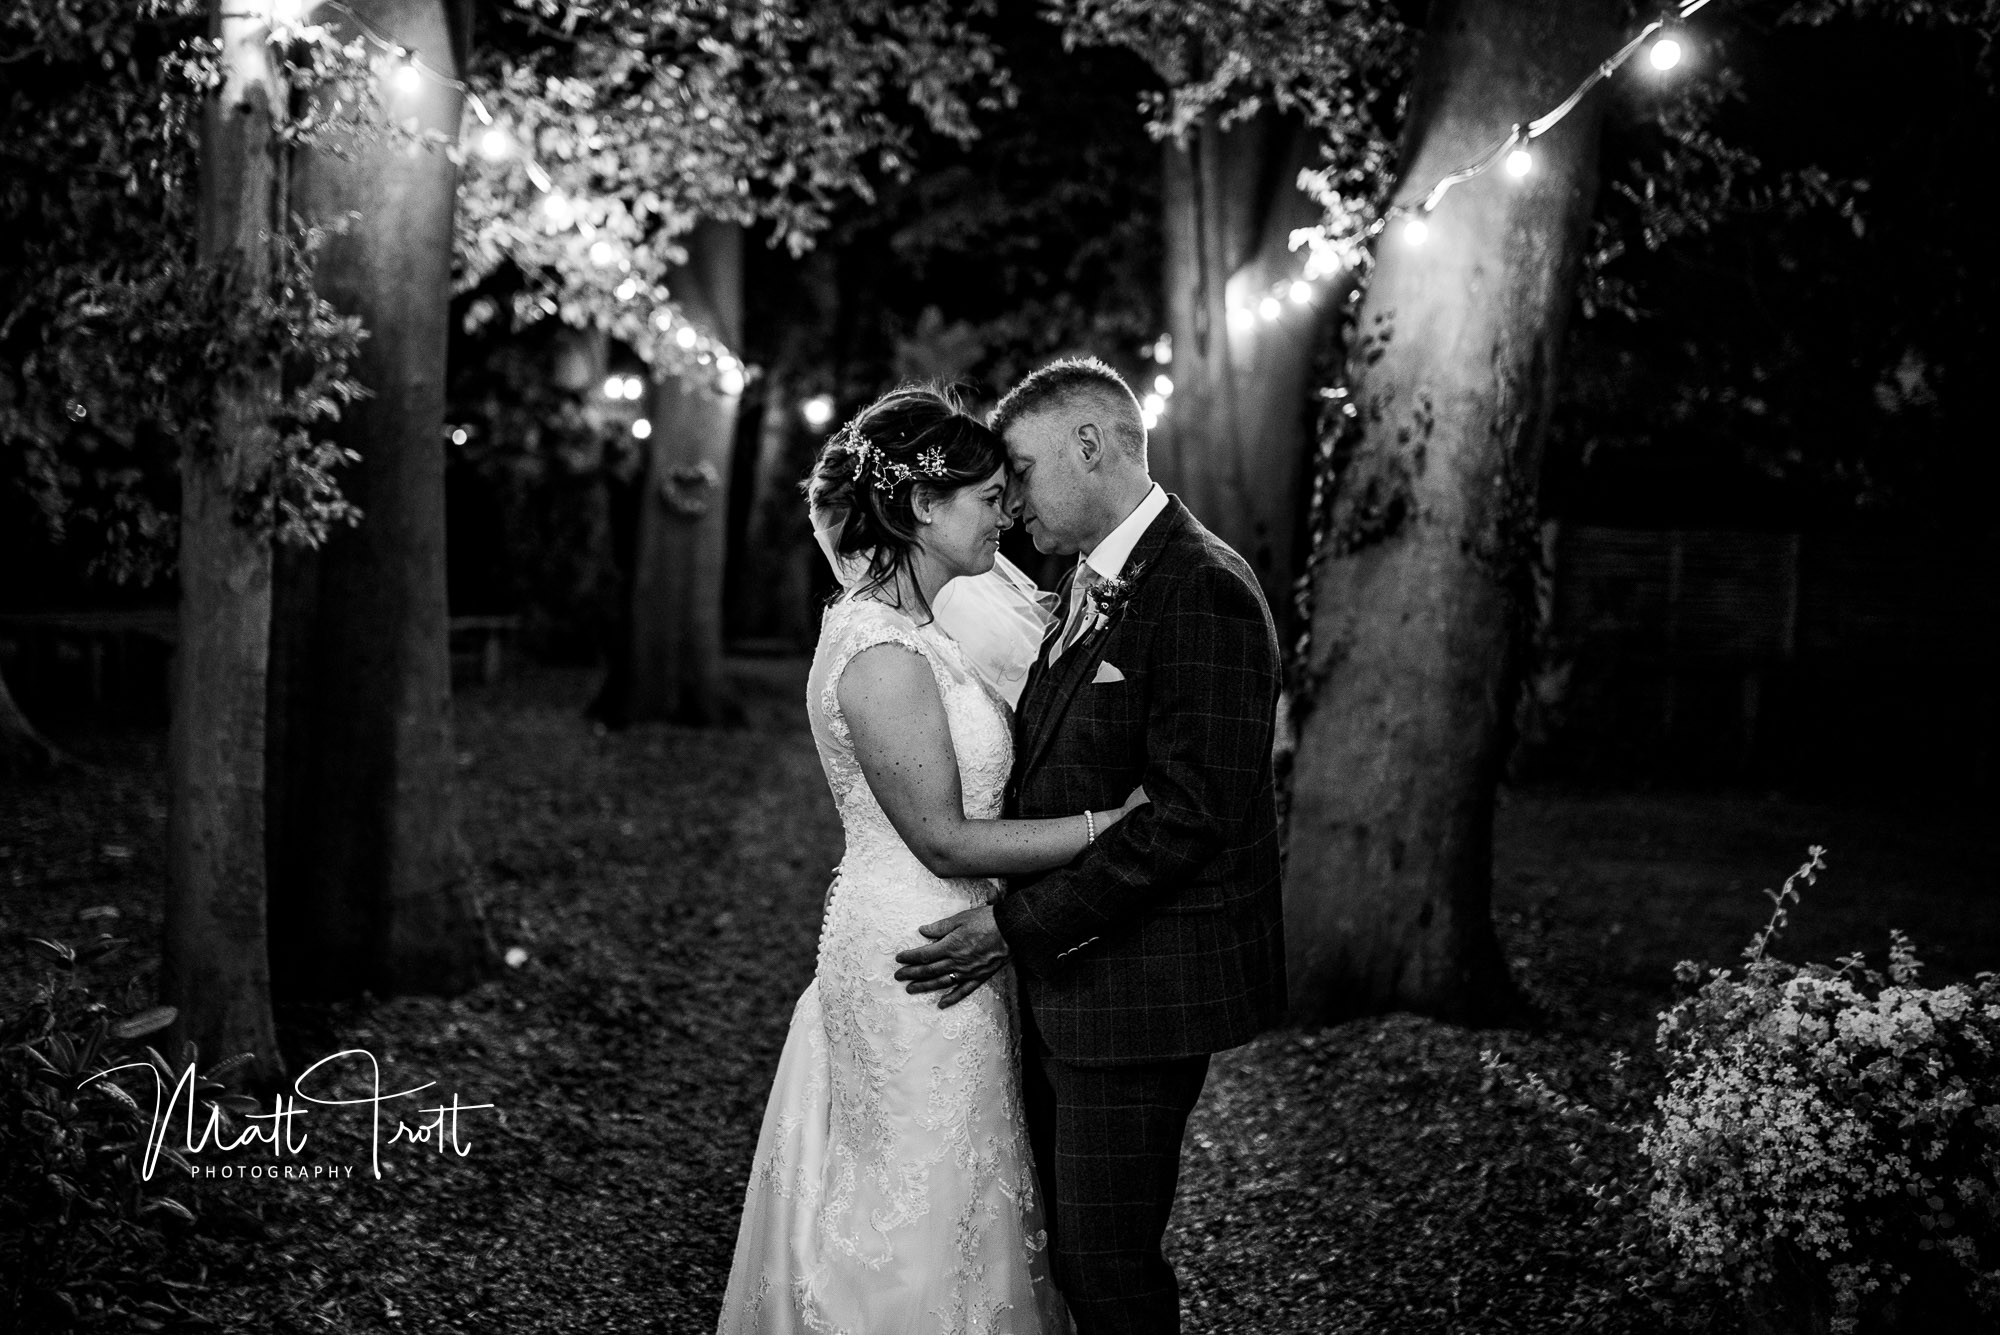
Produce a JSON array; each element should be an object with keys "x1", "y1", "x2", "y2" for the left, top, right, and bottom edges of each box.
[{"x1": 1083, "y1": 809, "x2": 1097, "y2": 845}]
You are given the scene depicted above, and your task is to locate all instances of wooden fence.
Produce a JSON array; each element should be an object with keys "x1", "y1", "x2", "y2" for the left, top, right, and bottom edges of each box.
[
  {"x1": 1542, "y1": 526, "x2": 1998, "y2": 785},
  {"x1": 0, "y1": 610, "x2": 523, "y2": 722}
]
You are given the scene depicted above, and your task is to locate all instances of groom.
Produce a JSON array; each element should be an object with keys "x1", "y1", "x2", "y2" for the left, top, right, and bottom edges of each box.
[{"x1": 894, "y1": 356, "x2": 1285, "y2": 1333}]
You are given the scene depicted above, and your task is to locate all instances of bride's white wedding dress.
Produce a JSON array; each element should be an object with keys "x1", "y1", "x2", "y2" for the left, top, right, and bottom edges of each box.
[{"x1": 716, "y1": 597, "x2": 1070, "y2": 1335}]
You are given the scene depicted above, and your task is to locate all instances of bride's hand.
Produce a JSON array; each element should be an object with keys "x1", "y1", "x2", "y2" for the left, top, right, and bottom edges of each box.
[{"x1": 1098, "y1": 784, "x2": 1148, "y2": 833}]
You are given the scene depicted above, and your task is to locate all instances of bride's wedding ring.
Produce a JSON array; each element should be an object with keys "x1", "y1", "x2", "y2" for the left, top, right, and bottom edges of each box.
[{"x1": 947, "y1": 971, "x2": 959, "y2": 984}]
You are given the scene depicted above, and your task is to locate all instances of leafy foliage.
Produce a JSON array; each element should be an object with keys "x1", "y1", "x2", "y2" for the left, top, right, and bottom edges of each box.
[
  {"x1": 1646, "y1": 849, "x2": 2000, "y2": 1331},
  {"x1": 810, "y1": 9, "x2": 1167, "y2": 398},
  {"x1": 1, "y1": 922, "x2": 253, "y2": 1330},
  {"x1": 0, "y1": 0, "x2": 368, "y2": 585},
  {"x1": 455, "y1": 0, "x2": 1012, "y2": 389},
  {"x1": 2, "y1": 0, "x2": 1014, "y2": 586},
  {"x1": 1491, "y1": 848, "x2": 2000, "y2": 1333},
  {"x1": 1047, "y1": 0, "x2": 1415, "y2": 266},
  {"x1": 1543, "y1": 4, "x2": 1999, "y2": 530}
]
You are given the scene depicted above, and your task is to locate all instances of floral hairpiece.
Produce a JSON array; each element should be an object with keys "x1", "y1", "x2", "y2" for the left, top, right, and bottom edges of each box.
[{"x1": 833, "y1": 421, "x2": 953, "y2": 496}]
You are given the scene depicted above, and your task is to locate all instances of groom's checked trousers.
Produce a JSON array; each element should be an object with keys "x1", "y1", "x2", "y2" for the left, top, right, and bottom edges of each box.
[{"x1": 1019, "y1": 1001, "x2": 1210, "y2": 1335}]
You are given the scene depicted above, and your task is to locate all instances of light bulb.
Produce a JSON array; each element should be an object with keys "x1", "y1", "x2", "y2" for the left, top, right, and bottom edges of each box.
[
  {"x1": 1289, "y1": 280, "x2": 1313, "y2": 304},
  {"x1": 1141, "y1": 406, "x2": 1160, "y2": 431},
  {"x1": 719, "y1": 366, "x2": 746, "y2": 396},
  {"x1": 622, "y1": 376, "x2": 644, "y2": 400},
  {"x1": 603, "y1": 376, "x2": 625, "y2": 400},
  {"x1": 652, "y1": 310, "x2": 673, "y2": 331},
  {"x1": 449, "y1": 427, "x2": 467, "y2": 446},
  {"x1": 631, "y1": 418, "x2": 652, "y2": 440},
  {"x1": 802, "y1": 395, "x2": 835, "y2": 429},
  {"x1": 1403, "y1": 216, "x2": 1430, "y2": 246},
  {"x1": 1506, "y1": 147, "x2": 1534, "y2": 179},
  {"x1": 1258, "y1": 296, "x2": 1282, "y2": 321},
  {"x1": 1650, "y1": 36, "x2": 1683, "y2": 70},
  {"x1": 478, "y1": 128, "x2": 509, "y2": 160},
  {"x1": 1154, "y1": 374, "x2": 1173, "y2": 397},
  {"x1": 615, "y1": 279, "x2": 637, "y2": 301},
  {"x1": 1152, "y1": 334, "x2": 1172, "y2": 365},
  {"x1": 1227, "y1": 307, "x2": 1253, "y2": 333},
  {"x1": 540, "y1": 193, "x2": 574, "y2": 230},
  {"x1": 1142, "y1": 392, "x2": 1165, "y2": 416},
  {"x1": 392, "y1": 62, "x2": 422, "y2": 95},
  {"x1": 589, "y1": 240, "x2": 618, "y2": 267},
  {"x1": 675, "y1": 325, "x2": 698, "y2": 350}
]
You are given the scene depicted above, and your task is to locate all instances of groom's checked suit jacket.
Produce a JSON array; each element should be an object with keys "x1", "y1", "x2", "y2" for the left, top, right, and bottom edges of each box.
[{"x1": 995, "y1": 494, "x2": 1285, "y2": 1066}]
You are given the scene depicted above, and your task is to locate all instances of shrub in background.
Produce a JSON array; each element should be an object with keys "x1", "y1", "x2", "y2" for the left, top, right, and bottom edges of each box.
[
  {"x1": 1492, "y1": 847, "x2": 2000, "y2": 1335},
  {"x1": 1, "y1": 920, "x2": 253, "y2": 1330},
  {"x1": 1644, "y1": 848, "x2": 2000, "y2": 1332}
]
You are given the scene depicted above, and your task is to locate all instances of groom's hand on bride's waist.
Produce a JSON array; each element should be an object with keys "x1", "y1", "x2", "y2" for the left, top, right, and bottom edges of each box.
[{"x1": 894, "y1": 905, "x2": 1008, "y2": 1009}]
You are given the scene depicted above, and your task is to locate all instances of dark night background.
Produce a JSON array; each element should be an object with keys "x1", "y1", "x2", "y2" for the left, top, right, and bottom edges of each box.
[
  {"x1": 6, "y1": 5, "x2": 1992, "y2": 792},
  {"x1": 4, "y1": 2, "x2": 1999, "y2": 1331}
]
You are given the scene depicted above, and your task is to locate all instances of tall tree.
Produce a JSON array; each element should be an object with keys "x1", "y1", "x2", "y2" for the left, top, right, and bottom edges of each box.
[
  {"x1": 450, "y1": 1, "x2": 1009, "y2": 724},
  {"x1": 163, "y1": 0, "x2": 289, "y2": 1083},
  {"x1": 620, "y1": 220, "x2": 745, "y2": 725},
  {"x1": 266, "y1": 0, "x2": 494, "y2": 1000},
  {"x1": 1156, "y1": 109, "x2": 1332, "y2": 625},
  {"x1": 731, "y1": 362, "x2": 820, "y2": 651},
  {"x1": 1, "y1": 0, "x2": 362, "y2": 1078},
  {"x1": 1284, "y1": 0, "x2": 1618, "y2": 1024},
  {"x1": 1050, "y1": 0, "x2": 1411, "y2": 629}
]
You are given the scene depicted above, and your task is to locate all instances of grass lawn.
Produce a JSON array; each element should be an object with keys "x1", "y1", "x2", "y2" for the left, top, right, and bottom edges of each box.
[{"x1": 3, "y1": 658, "x2": 1992, "y2": 1333}]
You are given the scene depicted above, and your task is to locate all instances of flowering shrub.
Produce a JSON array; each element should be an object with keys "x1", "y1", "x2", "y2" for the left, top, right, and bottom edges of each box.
[{"x1": 1641, "y1": 848, "x2": 2000, "y2": 1331}]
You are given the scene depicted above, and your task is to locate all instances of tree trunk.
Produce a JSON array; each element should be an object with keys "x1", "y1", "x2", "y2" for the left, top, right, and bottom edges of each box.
[
  {"x1": 1155, "y1": 108, "x2": 1334, "y2": 637},
  {"x1": 0, "y1": 665, "x2": 66, "y2": 778},
  {"x1": 1285, "y1": 0, "x2": 1615, "y2": 1025},
  {"x1": 163, "y1": 0, "x2": 285, "y2": 1090},
  {"x1": 732, "y1": 365, "x2": 815, "y2": 649},
  {"x1": 268, "y1": 0, "x2": 494, "y2": 1002},
  {"x1": 619, "y1": 220, "x2": 746, "y2": 725}
]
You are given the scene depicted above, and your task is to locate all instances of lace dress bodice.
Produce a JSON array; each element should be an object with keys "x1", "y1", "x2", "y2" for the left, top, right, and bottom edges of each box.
[{"x1": 807, "y1": 597, "x2": 1015, "y2": 906}]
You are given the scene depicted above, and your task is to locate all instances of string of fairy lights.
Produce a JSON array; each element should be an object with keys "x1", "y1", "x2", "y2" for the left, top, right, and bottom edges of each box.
[
  {"x1": 1137, "y1": 0, "x2": 1712, "y2": 433},
  {"x1": 254, "y1": 0, "x2": 745, "y2": 445},
  {"x1": 251, "y1": 0, "x2": 1713, "y2": 439}
]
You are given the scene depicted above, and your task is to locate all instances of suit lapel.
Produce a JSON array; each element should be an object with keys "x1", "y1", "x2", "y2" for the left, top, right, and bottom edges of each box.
[{"x1": 1014, "y1": 497, "x2": 1192, "y2": 785}]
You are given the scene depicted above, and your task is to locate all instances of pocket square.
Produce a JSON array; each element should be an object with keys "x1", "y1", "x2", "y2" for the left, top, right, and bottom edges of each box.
[{"x1": 1092, "y1": 660, "x2": 1125, "y2": 684}]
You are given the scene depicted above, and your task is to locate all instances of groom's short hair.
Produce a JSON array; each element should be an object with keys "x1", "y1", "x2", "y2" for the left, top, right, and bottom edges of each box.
[{"x1": 989, "y1": 356, "x2": 1147, "y2": 463}]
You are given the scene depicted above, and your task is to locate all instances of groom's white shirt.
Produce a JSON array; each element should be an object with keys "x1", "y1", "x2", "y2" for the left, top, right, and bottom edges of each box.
[{"x1": 1078, "y1": 481, "x2": 1167, "y2": 582}]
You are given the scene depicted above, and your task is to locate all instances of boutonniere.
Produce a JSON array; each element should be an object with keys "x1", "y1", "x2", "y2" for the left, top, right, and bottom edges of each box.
[{"x1": 1082, "y1": 560, "x2": 1146, "y2": 636}]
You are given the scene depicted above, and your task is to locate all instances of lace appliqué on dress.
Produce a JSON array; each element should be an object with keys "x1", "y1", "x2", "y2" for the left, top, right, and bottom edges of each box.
[{"x1": 715, "y1": 598, "x2": 1068, "y2": 1335}]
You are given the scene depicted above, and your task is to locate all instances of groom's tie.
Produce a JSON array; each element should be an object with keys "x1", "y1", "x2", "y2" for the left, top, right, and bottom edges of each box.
[{"x1": 1046, "y1": 562, "x2": 1101, "y2": 666}]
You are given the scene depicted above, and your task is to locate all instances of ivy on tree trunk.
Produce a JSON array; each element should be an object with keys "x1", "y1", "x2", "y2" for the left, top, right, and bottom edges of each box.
[
  {"x1": 164, "y1": 0, "x2": 285, "y2": 1089},
  {"x1": 1285, "y1": 0, "x2": 1616, "y2": 1025}
]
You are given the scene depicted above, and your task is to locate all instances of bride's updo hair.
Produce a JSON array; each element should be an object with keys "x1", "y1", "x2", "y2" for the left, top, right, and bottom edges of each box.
[{"x1": 804, "y1": 384, "x2": 1006, "y2": 617}]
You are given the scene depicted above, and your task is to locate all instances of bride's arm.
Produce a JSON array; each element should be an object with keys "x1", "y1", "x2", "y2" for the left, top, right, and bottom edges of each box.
[{"x1": 839, "y1": 643, "x2": 1135, "y2": 878}]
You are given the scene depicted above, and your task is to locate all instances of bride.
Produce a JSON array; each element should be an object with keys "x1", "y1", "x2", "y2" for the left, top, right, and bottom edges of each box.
[{"x1": 715, "y1": 386, "x2": 1143, "y2": 1335}]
